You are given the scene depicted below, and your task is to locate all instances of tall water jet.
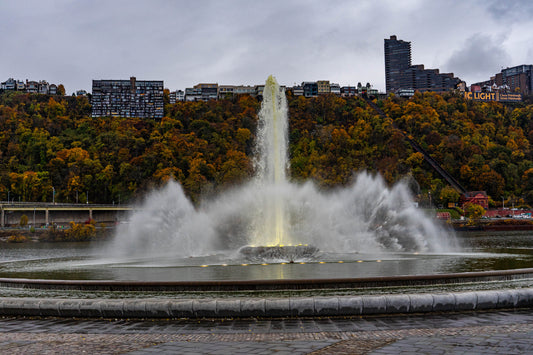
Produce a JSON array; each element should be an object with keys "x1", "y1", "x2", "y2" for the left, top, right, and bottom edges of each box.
[
  {"x1": 253, "y1": 75, "x2": 290, "y2": 247},
  {"x1": 109, "y1": 75, "x2": 457, "y2": 265}
]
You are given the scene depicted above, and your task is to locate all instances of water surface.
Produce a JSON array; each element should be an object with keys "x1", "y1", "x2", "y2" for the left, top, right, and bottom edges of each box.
[{"x1": 0, "y1": 231, "x2": 532, "y2": 282}]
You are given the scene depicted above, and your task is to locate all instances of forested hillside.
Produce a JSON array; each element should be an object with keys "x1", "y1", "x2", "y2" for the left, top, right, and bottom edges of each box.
[{"x1": 0, "y1": 90, "x2": 532, "y2": 207}]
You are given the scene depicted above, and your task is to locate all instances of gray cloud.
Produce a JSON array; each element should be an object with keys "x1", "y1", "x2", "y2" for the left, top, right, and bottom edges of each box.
[
  {"x1": 0, "y1": 1, "x2": 531, "y2": 93},
  {"x1": 444, "y1": 34, "x2": 511, "y2": 84},
  {"x1": 487, "y1": 0, "x2": 533, "y2": 22}
]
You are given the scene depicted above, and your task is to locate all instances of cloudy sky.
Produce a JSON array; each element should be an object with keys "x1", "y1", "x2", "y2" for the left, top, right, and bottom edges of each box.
[{"x1": 1, "y1": 0, "x2": 532, "y2": 94}]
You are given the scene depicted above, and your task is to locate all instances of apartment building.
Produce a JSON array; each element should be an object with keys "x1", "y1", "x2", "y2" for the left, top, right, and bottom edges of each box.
[
  {"x1": 91, "y1": 77, "x2": 164, "y2": 118},
  {"x1": 317, "y1": 80, "x2": 330, "y2": 94}
]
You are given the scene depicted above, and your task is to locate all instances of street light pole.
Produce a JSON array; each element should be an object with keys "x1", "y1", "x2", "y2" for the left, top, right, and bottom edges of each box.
[{"x1": 52, "y1": 187, "x2": 55, "y2": 204}]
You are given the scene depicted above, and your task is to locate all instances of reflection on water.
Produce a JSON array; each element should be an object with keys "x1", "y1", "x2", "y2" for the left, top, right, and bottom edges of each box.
[{"x1": 0, "y1": 231, "x2": 532, "y2": 281}]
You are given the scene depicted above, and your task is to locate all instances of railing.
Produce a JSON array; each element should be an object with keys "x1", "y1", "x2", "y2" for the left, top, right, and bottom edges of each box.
[{"x1": 0, "y1": 202, "x2": 133, "y2": 208}]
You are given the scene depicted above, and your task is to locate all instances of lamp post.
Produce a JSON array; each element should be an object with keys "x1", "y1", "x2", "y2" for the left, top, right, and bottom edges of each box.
[{"x1": 52, "y1": 187, "x2": 55, "y2": 204}]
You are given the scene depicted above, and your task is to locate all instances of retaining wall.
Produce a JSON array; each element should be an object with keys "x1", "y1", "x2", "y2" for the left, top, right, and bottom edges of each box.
[{"x1": 1, "y1": 288, "x2": 532, "y2": 318}]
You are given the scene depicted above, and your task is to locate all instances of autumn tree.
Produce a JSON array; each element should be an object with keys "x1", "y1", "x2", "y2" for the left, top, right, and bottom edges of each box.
[{"x1": 439, "y1": 186, "x2": 460, "y2": 207}]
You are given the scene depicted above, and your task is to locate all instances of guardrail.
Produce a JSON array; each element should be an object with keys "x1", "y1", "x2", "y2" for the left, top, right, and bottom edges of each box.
[{"x1": 0, "y1": 202, "x2": 133, "y2": 208}]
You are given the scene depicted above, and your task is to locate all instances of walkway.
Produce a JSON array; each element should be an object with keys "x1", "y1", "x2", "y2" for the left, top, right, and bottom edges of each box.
[{"x1": 1, "y1": 310, "x2": 533, "y2": 354}]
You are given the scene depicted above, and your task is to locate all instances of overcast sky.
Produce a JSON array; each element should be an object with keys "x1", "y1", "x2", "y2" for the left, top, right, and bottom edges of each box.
[{"x1": 1, "y1": 0, "x2": 532, "y2": 94}]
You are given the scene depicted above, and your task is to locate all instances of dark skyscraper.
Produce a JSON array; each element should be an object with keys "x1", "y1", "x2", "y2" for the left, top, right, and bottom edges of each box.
[
  {"x1": 384, "y1": 35, "x2": 462, "y2": 94},
  {"x1": 384, "y1": 35, "x2": 412, "y2": 93}
]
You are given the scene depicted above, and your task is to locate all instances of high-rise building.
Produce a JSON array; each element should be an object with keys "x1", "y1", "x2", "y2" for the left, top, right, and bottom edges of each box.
[
  {"x1": 384, "y1": 35, "x2": 462, "y2": 94},
  {"x1": 91, "y1": 77, "x2": 164, "y2": 118},
  {"x1": 384, "y1": 35, "x2": 412, "y2": 93}
]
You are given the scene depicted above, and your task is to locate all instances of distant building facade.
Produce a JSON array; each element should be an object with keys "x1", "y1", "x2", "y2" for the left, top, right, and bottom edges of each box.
[
  {"x1": 340, "y1": 86, "x2": 356, "y2": 97},
  {"x1": 472, "y1": 64, "x2": 532, "y2": 97},
  {"x1": 330, "y1": 83, "x2": 341, "y2": 95},
  {"x1": 292, "y1": 85, "x2": 304, "y2": 96},
  {"x1": 462, "y1": 191, "x2": 489, "y2": 210},
  {"x1": 317, "y1": 80, "x2": 330, "y2": 95},
  {"x1": 169, "y1": 90, "x2": 185, "y2": 103},
  {"x1": 500, "y1": 65, "x2": 532, "y2": 96},
  {"x1": 183, "y1": 83, "x2": 294, "y2": 101},
  {"x1": 1, "y1": 78, "x2": 60, "y2": 95},
  {"x1": 384, "y1": 35, "x2": 463, "y2": 94},
  {"x1": 91, "y1": 77, "x2": 164, "y2": 118},
  {"x1": 302, "y1": 82, "x2": 318, "y2": 98},
  {"x1": 178, "y1": 81, "x2": 381, "y2": 101},
  {"x1": 194, "y1": 83, "x2": 218, "y2": 101}
]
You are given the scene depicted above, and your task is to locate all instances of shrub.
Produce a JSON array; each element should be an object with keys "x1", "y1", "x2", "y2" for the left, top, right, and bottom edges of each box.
[
  {"x1": 65, "y1": 221, "x2": 97, "y2": 241},
  {"x1": 7, "y1": 235, "x2": 28, "y2": 243},
  {"x1": 19, "y1": 215, "x2": 29, "y2": 227}
]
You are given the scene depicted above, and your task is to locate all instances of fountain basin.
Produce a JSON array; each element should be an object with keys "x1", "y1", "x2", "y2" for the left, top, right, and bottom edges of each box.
[{"x1": 2, "y1": 232, "x2": 533, "y2": 317}]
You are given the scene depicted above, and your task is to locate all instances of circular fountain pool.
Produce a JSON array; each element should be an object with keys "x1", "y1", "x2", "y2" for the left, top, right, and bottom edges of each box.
[{"x1": 1, "y1": 231, "x2": 532, "y2": 284}]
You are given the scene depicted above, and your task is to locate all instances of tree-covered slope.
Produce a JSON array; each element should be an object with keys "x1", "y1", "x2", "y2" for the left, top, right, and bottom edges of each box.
[{"x1": 0, "y1": 90, "x2": 531, "y2": 206}]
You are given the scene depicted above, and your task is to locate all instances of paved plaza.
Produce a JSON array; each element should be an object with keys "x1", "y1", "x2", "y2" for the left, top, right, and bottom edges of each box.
[{"x1": 0, "y1": 309, "x2": 532, "y2": 354}]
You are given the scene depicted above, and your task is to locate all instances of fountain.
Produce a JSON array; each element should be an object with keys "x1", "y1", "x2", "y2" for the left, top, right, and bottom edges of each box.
[
  {"x1": 2, "y1": 76, "x2": 533, "y2": 318},
  {"x1": 107, "y1": 75, "x2": 456, "y2": 267}
]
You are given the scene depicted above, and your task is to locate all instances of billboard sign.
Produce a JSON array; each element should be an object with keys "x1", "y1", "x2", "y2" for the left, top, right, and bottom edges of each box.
[{"x1": 464, "y1": 92, "x2": 522, "y2": 102}]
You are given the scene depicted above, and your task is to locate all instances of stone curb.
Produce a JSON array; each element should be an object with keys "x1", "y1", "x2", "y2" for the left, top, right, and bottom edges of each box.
[{"x1": 1, "y1": 288, "x2": 533, "y2": 318}]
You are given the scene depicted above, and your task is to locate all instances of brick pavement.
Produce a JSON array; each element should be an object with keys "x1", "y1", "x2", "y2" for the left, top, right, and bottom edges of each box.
[{"x1": 0, "y1": 310, "x2": 532, "y2": 354}]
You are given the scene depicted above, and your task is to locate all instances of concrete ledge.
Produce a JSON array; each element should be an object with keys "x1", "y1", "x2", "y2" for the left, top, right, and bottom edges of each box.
[
  {"x1": 338, "y1": 296, "x2": 362, "y2": 315},
  {"x1": 408, "y1": 293, "x2": 433, "y2": 313},
  {"x1": 433, "y1": 293, "x2": 455, "y2": 312},
  {"x1": 315, "y1": 296, "x2": 340, "y2": 316},
  {"x1": 454, "y1": 292, "x2": 477, "y2": 311},
  {"x1": 1, "y1": 288, "x2": 533, "y2": 319},
  {"x1": 240, "y1": 299, "x2": 265, "y2": 317},
  {"x1": 265, "y1": 298, "x2": 290, "y2": 317}
]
